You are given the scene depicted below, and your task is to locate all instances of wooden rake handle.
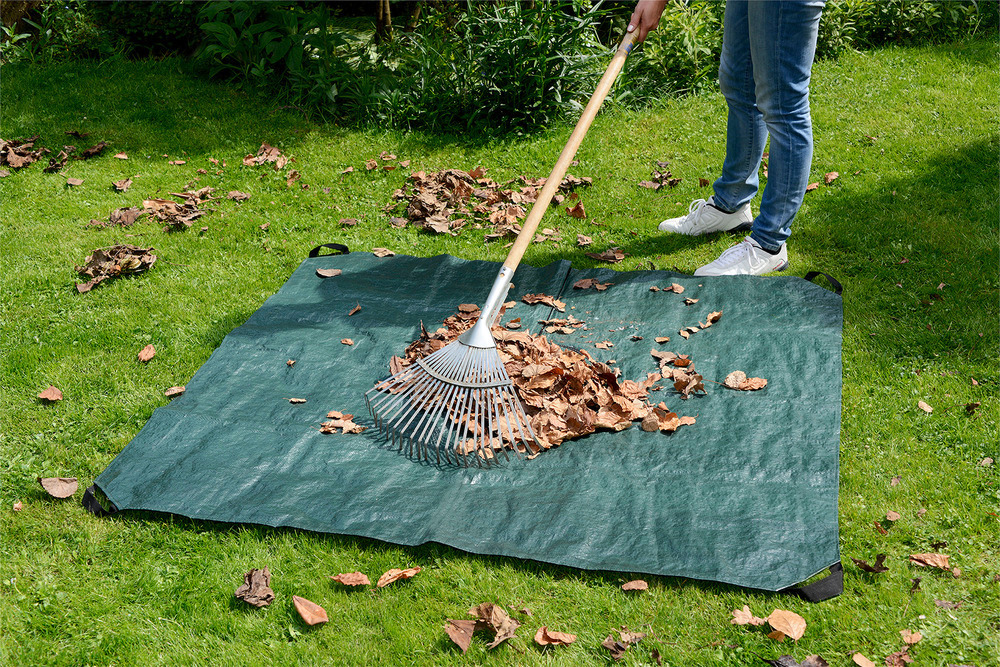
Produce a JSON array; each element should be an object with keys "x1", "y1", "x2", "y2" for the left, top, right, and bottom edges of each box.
[{"x1": 502, "y1": 31, "x2": 636, "y2": 272}]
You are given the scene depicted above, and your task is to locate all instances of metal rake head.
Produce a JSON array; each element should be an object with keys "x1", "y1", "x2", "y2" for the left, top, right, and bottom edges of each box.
[{"x1": 365, "y1": 338, "x2": 537, "y2": 467}]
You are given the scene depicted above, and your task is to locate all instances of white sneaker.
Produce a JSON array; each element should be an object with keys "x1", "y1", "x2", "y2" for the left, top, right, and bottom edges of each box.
[
  {"x1": 693, "y1": 236, "x2": 789, "y2": 277},
  {"x1": 657, "y1": 196, "x2": 753, "y2": 235}
]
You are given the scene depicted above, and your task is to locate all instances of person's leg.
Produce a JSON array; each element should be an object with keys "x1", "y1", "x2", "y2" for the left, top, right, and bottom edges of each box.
[
  {"x1": 746, "y1": 0, "x2": 824, "y2": 253},
  {"x1": 712, "y1": 0, "x2": 768, "y2": 214}
]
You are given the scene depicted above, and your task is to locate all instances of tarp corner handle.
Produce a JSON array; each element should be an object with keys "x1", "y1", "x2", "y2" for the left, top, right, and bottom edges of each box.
[
  {"x1": 782, "y1": 561, "x2": 843, "y2": 602},
  {"x1": 308, "y1": 243, "x2": 350, "y2": 258},
  {"x1": 82, "y1": 484, "x2": 119, "y2": 518},
  {"x1": 803, "y1": 271, "x2": 843, "y2": 295}
]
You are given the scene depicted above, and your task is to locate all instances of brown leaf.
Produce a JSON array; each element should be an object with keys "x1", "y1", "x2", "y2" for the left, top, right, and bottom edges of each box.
[
  {"x1": 292, "y1": 595, "x2": 328, "y2": 625},
  {"x1": 723, "y1": 370, "x2": 768, "y2": 391},
  {"x1": 824, "y1": 171, "x2": 839, "y2": 184},
  {"x1": 522, "y1": 293, "x2": 566, "y2": 312},
  {"x1": 287, "y1": 359, "x2": 296, "y2": 367},
  {"x1": 376, "y1": 566, "x2": 421, "y2": 588},
  {"x1": 909, "y1": 553, "x2": 950, "y2": 570},
  {"x1": 891, "y1": 475, "x2": 902, "y2": 487},
  {"x1": 341, "y1": 339, "x2": 354, "y2": 346},
  {"x1": 330, "y1": 571, "x2": 370, "y2": 586},
  {"x1": 287, "y1": 398, "x2": 307, "y2": 404},
  {"x1": 767, "y1": 630, "x2": 786, "y2": 642},
  {"x1": 38, "y1": 477, "x2": 78, "y2": 498},
  {"x1": 340, "y1": 218, "x2": 359, "y2": 227},
  {"x1": 365, "y1": 158, "x2": 378, "y2": 170},
  {"x1": 851, "y1": 554, "x2": 888, "y2": 573},
  {"x1": 884, "y1": 650, "x2": 914, "y2": 667},
  {"x1": 917, "y1": 400, "x2": 933, "y2": 413},
  {"x1": 469, "y1": 602, "x2": 520, "y2": 649},
  {"x1": 602, "y1": 628, "x2": 645, "y2": 660},
  {"x1": 137, "y1": 344, "x2": 156, "y2": 362},
  {"x1": 698, "y1": 178, "x2": 710, "y2": 187},
  {"x1": 766, "y1": 609, "x2": 806, "y2": 641},
  {"x1": 227, "y1": 190, "x2": 250, "y2": 201},
  {"x1": 348, "y1": 304, "x2": 361, "y2": 316},
  {"x1": 341, "y1": 166, "x2": 354, "y2": 174},
  {"x1": 886, "y1": 510, "x2": 901, "y2": 522},
  {"x1": 586, "y1": 247, "x2": 626, "y2": 263},
  {"x1": 66, "y1": 177, "x2": 84, "y2": 186},
  {"x1": 167, "y1": 160, "x2": 186, "y2": 166},
  {"x1": 731, "y1": 605, "x2": 766, "y2": 626},
  {"x1": 873, "y1": 520, "x2": 888, "y2": 535},
  {"x1": 13, "y1": 501, "x2": 22, "y2": 511},
  {"x1": 164, "y1": 386, "x2": 185, "y2": 398},
  {"x1": 805, "y1": 182, "x2": 819, "y2": 192},
  {"x1": 577, "y1": 234, "x2": 592, "y2": 246},
  {"x1": 899, "y1": 629, "x2": 922, "y2": 645},
  {"x1": 684, "y1": 297, "x2": 699, "y2": 305},
  {"x1": 534, "y1": 626, "x2": 576, "y2": 646},
  {"x1": 38, "y1": 385, "x2": 63, "y2": 402},
  {"x1": 851, "y1": 653, "x2": 877, "y2": 667},
  {"x1": 372, "y1": 247, "x2": 395, "y2": 258},
  {"x1": 621, "y1": 579, "x2": 648, "y2": 591},
  {"x1": 234, "y1": 567, "x2": 275, "y2": 607},
  {"x1": 445, "y1": 619, "x2": 481, "y2": 653},
  {"x1": 654, "y1": 337, "x2": 670, "y2": 344},
  {"x1": 79, "y1": 140, "x2": 107, "y2": 159},
  {"x1": 113, "y1": 177, "x2": 132, "y2": 192},
  {"x1": 316, "y1": 268, "x2": 342, "y2": 278},
  {"x1": 566, "y1": 201, "x2": 586, "y2": 218},
  {"x1": 113, "y1": 152, "x2": 128, "y2": 159}
]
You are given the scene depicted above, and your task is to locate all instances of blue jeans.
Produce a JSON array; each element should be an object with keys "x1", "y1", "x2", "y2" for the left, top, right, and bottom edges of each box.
[{"x1": 712, "y1": 0, "x2": 825, "y2": 252}]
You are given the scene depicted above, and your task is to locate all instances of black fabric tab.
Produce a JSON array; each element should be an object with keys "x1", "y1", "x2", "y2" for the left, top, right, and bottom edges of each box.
[
  {"x1": 82, "y1": 484, "x2": 119, "y2": 518},
  {"x1": 804, "y1": 271, "x2": 843, "y2": 295},
  {"x1": 308, "y1": 243, "x2": 350, "y2": 258},
  {"x1": 781, "y1": 561, "x2": 843, "y2": 602}
]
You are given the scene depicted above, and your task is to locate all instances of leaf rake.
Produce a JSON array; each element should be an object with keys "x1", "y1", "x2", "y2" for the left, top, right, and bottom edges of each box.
[{"x1": 366, "y1": 33, "x2": 636, "y2": 466}]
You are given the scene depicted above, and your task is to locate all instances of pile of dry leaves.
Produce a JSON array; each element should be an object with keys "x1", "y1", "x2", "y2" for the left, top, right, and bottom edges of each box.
[
  {"x1": 1, "y1": 136, "x2": 44, "y2": 170},
  {"x1": 390, "y1": 305, "x2": 694, "y2": 455},
  {"x1": 143, "y1": 187, "x2": 215, "y2": 230},
  {"x1": 75, "y1": 244, "x2": 157, "y2": 293},
  {"x1": 385, "y1": 167, "x2": 592, "y2": 240}
]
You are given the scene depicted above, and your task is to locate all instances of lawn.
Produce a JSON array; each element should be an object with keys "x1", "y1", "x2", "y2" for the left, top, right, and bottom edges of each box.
[{"x1": 1, "y1": 38, "x2": 998, "y2": 666}]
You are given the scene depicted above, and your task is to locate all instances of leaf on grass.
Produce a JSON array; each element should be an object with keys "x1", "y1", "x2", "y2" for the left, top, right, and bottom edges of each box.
[
  {"x1": 586, "y1": 247, "x2": 626, "y2": 263},
  {"x1": 340, "y1": 218, "x2": 358, "y2": 227},
  {"x1": 113, "y1": 177, "x2": 132, "y2": 192},
  {"x1": 917, "y1": 400, "x2": 933, "y2": 413},
  {"x1": 292, "y1": 595, "x2": 328, "y2": 625},
  {"x1": 469, "y1": 602, "x2": 520, "y2": 649},
  {"x1": 566, "y1": 201, "x2": 586, "y2": 218},
  {"x1": 114, "y1": 152, "x2": 128, "y2": 160},
  {"x1": 891, "y1": 475, "x2": 902, "y2": 487},
  {"x1": 767, "y1": 609, "x2": 806, "y2": 641},
  {"x1": 227, "y1": 190, "x2": 250, "y2": 201},
  {"x1": 137, "y1": 344, "x2": 156, "y2": 362},
  {"x1": 935, "y1": 599, "x2": 960, "y2": 610},
  {"x1": 577, "y1": 234, "x2": 592, "y2": 246},
  {"x1": 445, "y1": 619, "x2": 482, "y2": 653},
  {"x1": 699, "y1": 178, "x2": 710, "y2": 187},
  {"x1": 522, "y1": 293, "x2": 566, "y2": 312},
  {"x1": 824, "y1": 172, "x2": 839, "y2": 184},
  {"x1": 13, "y1": 501, "x2": 22, "y2": 511},
  {"x1": 763, "y1": 657, "x2": 829, "y2": 667},
  {"x1": 316, "y1": 268, "x2": 342, "y2": 278},
  {"x1": 805, "y1": 182, "x2": 819, "y2": 192},
  {"x1": 348, "y1": 304, "x2": 361, "y2": 316},
  {"x1": 38, "y1": 477, "x2": 78, "y2": 498},
  {"x1": 330, "y1": 571, "x2": 370, "y2": 586},
  {"x1": 66, "y1": 177, "x2": 84, "y2": 186},
  {"x1": 164, "y1": 386, "x2": 185, "y2": 398},
  {"x1": 723, "y1": 370, "x2": 768, "y2": 391},
  {"x1": 601, "y1": 628, "x2": 645, "y2": 661},
  {"x1": 899, "y1": 629, "x2": 922, "y2": 645},
  {"x1": 534, "y1": 626, "x2": 576, "y2": 646},
  {"x1": 38, "y1": 385, "x2": 63, "y2": 402},
  {"x1": 886, "y1": 510, "x2": 901, "y2": 521},
  {"x1": 79, "y1": 141, "x2": 107, "y2": 159},
  {"x1": 372, "y1": 247, "x2": 395, "y2": 258},
  {"x1": 341, "y1": 339, "x2": 354, "y2": 346},
  {"x1": 851, "y1": 554, "x2": 888, "y2": 573},
  {"x1": 884, "y1": 650, "x2": 914, "y2": 667},
  {"x1": 979, "y1": 456, "x2": 994, "y2": 466},
  {"x1": 909, "y1": 553, "x2": 950, "y2": 570},
  {"x1": 731, "y1": 605, "x2": 766, "y2": 626},
  {"x1": 234, "y1": 567, "x2": 275, "y2": 608},
  {"x1": 168, "y1": 160, "x2": 186, "y2": 166},
  {"x1": 621, "y1": 580, "x2": 648, "y2": 591},
  {"x1": 377, "y1": 566, "x2": 421, "y2": 588},
  {"x1": 852, "y1": 653, "x2": 877, "y2": 667}
]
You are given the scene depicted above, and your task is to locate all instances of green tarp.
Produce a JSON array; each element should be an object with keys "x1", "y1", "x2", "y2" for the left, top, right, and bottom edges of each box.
[{"x1": 94, "y1": 251, "x2": 842, "y2": 593}]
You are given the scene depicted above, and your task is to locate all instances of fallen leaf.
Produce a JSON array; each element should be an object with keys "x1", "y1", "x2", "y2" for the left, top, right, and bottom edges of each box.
[
  {"x1": 38, "y1": 385, "x2": 63, "y2": 402},
  {"x1": 137, "y1": 344, "x2": 156, "y2": 362},
  {"x1": 966, "y1": 402, "x2": 981, "y2": 416},
  {"x1": 227, "y1": 190, "x2": 250, "y2": 201},
  {"x1": 805, "y1": 182, "x2": 819, "y2": 192},
  {"x1": 348, "y1": 304, "x2": 361, "y2": 316},
  {"x1": 566, "y1": 201, "x2": 586, "y2": 218},
  {"x1": 910, "y1": 577, "x2": 922, "y2": 593},
  {"x1": 114, "y1": 152, "x2": 128, "y2": 160},
  {"x1": 577, "y1": 234, "x2": 592, "y2": 246},
  {"x1": 621, "y1": 580, "x2": 648, "y2": 591},
  {"x1": 917, "y1": 400, "x2": 933, "y2": 413},
  {"x1": 586, "y1": 247, "x2": 626, "y2": 263},
  {"x1": 522, "y1": 293, "x2": 566, "y2": 312},
  {"x1": 445, "y1": 619, "x2": 481, "y2": 654},
  {"x1": 767, "y1": 630, "x2": 786, "y2": 642},
  {"x1": 113, "y1": 177, "x2": 132, "y2": 192},
  {"x1": 731, "y1": 605, "x2": 766, "y2": 626},
  {"x1": 767, "y1": 609, "x2": 806, "y2": 641},
  {"x1": 699, "y1": 178, "x2": 710, "y2": 187},
  {"x1": 330, "y1": 571, "x2": 370, "y2": 586},
  {"x1": 287, "y1": 398, "x2": 307, "y2": 404},
  {"x1": 979, "y1": 456, "x2": 993, "y2": 466},
  {"x1": 259, "y1": 223, "x2": 270, "y2": 231},
  {"x1": 824, "y1": 171, "x2": 839, "y2": 184},
  {"x1": 66, "y1": 177, "x2": 84, "y2": 186},
  {"x1": 377, "y1": 566, "x2": 421, "y2": 588},
  {"x1": 684, "y1": 297, "x2": 699, "y2": 305},
  {"x1": 873, "y1": 520, "x2": 888, "y2": 535},
  {"x1": 909, "y1": 553, "x2": 950, "y2": 570},
  {"x1": 899, "y1": 629, "x2": 922, "y2": 645},
  {"x1": 372, "y1": 247, "x2": 395, "y2": 258},
  {"x1": 601, "y1": 628, "x2": 645, "y2": 661},
  {"x1": 891, "y1": 475, "x2": 902, "y2": 487},
  {"x1": 469, "y1": 602, "x2": 520, "y2": 649},
  {"x1": 38, "y1": 477, "x2": 78, "y2": 498},
  {"x1": 316, "y1": 268, "x2": 342, "y2": 278},
  {"x1": 764, "y1": 657, "x2": 829, "y2": 667},
  {"x1": 287, "y1": 360, "x2": 296, "y2": 367},
  {"x1": 951, "y1": 567, "x2": 961, "y2": 578},
  {"x1": 234, "y1": 567, "x2": 275, "y2": 607},
  {"x1": 341, "y1": 166, "x2": 354, "y2": 174},
  {"x1": 934, "y1": 599, "x2": 960, "y2": 609},
  {"x1": 851, "y1": 554, "x2": 888, "y2": 573},
  {"x1": 13, "y1": 501, "x2": 22, "y2": 512},
  {"x1": 340, "y1": 218, "x2": 359, "y2": 227},
  {"x1": 886, "y1": 510, "x2": 901, "y2": 521},
  {"x1": 292, "y1": 595, "x2": 328, "y2": 625},
  {"x1": 168, "y1": 160, "x2": 186, "y2": 165},
  {"x1": 852, "y1": 654, "x2": 877, "y2": 667},
  {"x1": 723, "y1": 370, "x2": 768, "y2": 391},
  {"x1": 573, "y1": 278, "x2": 612, "y2": 291},
  {"x1": 164, "y1": 386, "x2": 185, "y2": 398},
  {"x1": 79, "y1": 140, "x2": 107, "y2": 159},
  {"x1": 884, "y1": 649, "x2": 913, "y2": 667},
  {"x1": 534, "y1": 626, "x2": 576, "y2": 646},
  {"x1": 341, "y1": 339, "x2": 354, "y2": 346}
]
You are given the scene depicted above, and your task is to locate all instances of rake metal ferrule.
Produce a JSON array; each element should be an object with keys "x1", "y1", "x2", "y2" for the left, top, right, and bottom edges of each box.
[{"x1": 457, "y1": 266, "x2": 513, "y2": 350}]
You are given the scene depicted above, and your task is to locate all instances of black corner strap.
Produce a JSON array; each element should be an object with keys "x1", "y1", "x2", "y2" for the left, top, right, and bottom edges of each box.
[
  {"x1": 308, "y1": 243, "x2": 350, "y2": 258},
  {"x1": 82, "y1": 484, "x2": 119, "y2": 518},
  {"x1": 781, "y1": 561, "x2": 843, "y2": 602},
  {"x1": 803, "y1": 271, "x2": 843, "y2": 295}
]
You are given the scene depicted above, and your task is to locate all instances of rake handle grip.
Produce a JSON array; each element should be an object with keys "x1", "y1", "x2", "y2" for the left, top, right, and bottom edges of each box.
[{"x1": 502, "y1": 31, "x2": 636, "y2": 272}]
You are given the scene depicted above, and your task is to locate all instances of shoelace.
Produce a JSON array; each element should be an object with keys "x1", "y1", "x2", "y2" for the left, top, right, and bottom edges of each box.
[
  {"x1": 684, "y1": 199, "x2": 711, "y2": 231},
  {"x1": 713, "y1": 239, "x2": 754, "y2": 268}
]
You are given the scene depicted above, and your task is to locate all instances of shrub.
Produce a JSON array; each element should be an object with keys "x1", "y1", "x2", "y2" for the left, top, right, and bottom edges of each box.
[
  {"x1": 1, "y1": 0, "x2": 100, "y2": 64},
  {"x1": 87, "y1": 1, "x2": 203, "y2": 58}
]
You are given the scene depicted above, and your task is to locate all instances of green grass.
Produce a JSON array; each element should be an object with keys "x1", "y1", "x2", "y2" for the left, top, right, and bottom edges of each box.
[{"x1": 2, "y1": 40, "x2": 998, "y2": 666}]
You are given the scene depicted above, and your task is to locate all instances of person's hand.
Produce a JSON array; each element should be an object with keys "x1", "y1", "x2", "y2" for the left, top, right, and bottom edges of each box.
[{"x1": 627, "y1": 0, "x2": 668, "y2": 44}]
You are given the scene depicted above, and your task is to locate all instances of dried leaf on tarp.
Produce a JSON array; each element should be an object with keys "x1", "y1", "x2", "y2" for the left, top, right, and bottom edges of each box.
[
  {"x1": 534, "y1": 626, "x2": 576, "y2": 646},
  {"x1": 38, "y1": 477, "x2": 78, "y2": 498},
  {"x1": 909, "y1": 552, "x2": 950, "y2": 570},
  {"x1": 319, "y1": 410, "x2": 366, "y2": 434},
  {"x1": 586, "y1": 247, "x2": 626, "y2": 263},
  {"x1": 227, "y1": 190, "x2": 250, "y2": 201},
  {"x1": 76, "y1": 244, "x2": 157, "y2": 292},
  {"x1": 684, "y1": 297, "x2": 699, "y2": 305},
  {"x1": 523, "y1": 293, "x2": 566, "y2": 312},
  {"x1": 723, "y1": 370, "x2": 768, "y2": 391},
  {"x1": 445, "y1": 619, "x2": 483, "y2": 654},
  {"x1": 851, "y1": 554, "x2": 888, "y2": 573},
  {"x1": 767, "y1": 609, "x2": 806, "y2": 641},
  {"x1": 372, "y1": 247, "x2": 395, "y2": 258},
  {"x1": 377, "y1": 566, "x2": 421, "y2": 588},
  {"x1": 38, "y1": 385, "x2": 63, "y2": 402},
  {"x1": 573, "y1": 278, "x2": 612, "y2": 291},
  {"x1": 469, "y1": 603, "x2": 520, "y2": 649},
  {"x1": 164, "y1": 386, "x2": 185, "y2": 398},
  {"x1": 79, "y1": 140, "x2": 107, "y2": 159},
  {"x1": 316, "y1": 268, "x2": 342, "y2": 278},
  {"x1": 664, "y1": 283, "x2": 684, "y2": 294},
  {"x1": 731, "y1": 605, "x2": 766, "y2": 626},
  {"x1": 341, "y1": 338, "x2": 354, "y2": 346},
  {"x1": 112, "y1": 177, "x2": 132, "y2": 192},
  {"x1": 292, "y1": 595, "x2": 328, "y2": 625},
  {"x1": 137, "y1": 344, "x2": 156, "y2": 362},
  {"x1": 234, "y1": 567, "x2": 275, "y2": 607},
  {"x1": 330, "y1": 571, "x2": 370, "y2": 586},
  {"x1": 348, "y1": 304, "x2": 361, "y2": 316},
  {"x1": 621, "y1": 580, "x2": 648, "y2": 591}
]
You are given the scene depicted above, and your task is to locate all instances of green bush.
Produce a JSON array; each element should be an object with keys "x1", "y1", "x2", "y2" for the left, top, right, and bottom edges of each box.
[
  {"x1": 1, "y1": 0, "x2": 100, "y2": 64},
  {"x1": 87, "y1": 1, "x2": 203, "y2": 58}
]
